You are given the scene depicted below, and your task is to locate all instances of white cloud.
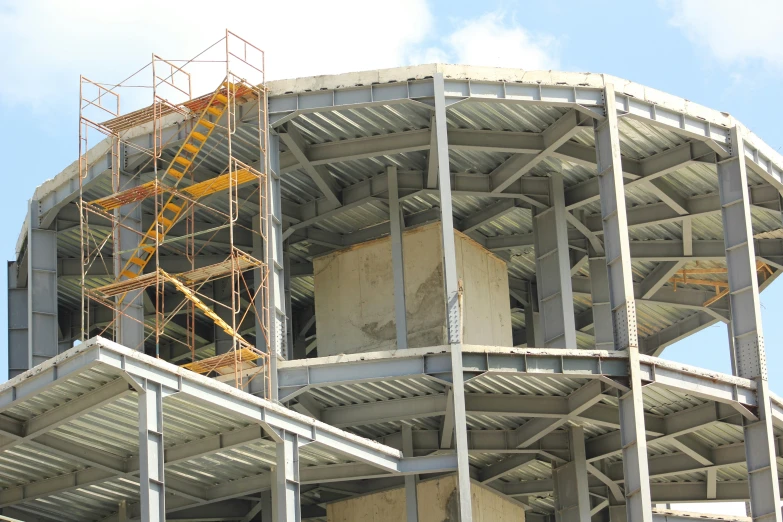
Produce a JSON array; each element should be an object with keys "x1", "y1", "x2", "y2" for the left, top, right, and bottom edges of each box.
[
  {"x1": 0, "y1": 0, "x2": 432, "y2": 110},
  {"x1": 429, "y1": 12, "x2": 560, "y2": 70},
  {"x1": 663, "y1": 0, "x2": 783, "y2": 69},
  {"x1": 0, "y1": 4, "x2": 562, "y2": 114}
]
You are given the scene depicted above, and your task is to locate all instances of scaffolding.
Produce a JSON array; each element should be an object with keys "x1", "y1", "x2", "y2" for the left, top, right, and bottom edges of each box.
[{"x1": 77, "y1": 30, "x2": 271, "y2": 396}]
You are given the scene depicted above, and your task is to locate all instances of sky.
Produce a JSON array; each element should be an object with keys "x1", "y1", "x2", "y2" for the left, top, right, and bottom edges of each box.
[{"x1": 1, "y1": 0, "x2": 783, "y2": 515}]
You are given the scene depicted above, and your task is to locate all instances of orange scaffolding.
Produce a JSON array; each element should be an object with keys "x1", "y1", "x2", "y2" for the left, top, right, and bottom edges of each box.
[{"x1": 77, "y1": 30, "x2": 271, "y2": 396}]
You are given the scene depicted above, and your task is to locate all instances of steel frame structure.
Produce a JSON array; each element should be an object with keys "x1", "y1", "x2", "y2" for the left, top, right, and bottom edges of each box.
[{"x1": 6, "y1": 61, "x2": 783, "y2": 521}]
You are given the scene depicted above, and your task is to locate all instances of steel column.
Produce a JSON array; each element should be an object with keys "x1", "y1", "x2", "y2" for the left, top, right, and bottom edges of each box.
[
  {"x1": 214, "y1": 278, "x2": 233, "y2": 355},
  {"x1": 402, "y1": 425, "x2": 419, "y2": 522},
  {"x1": 283, "y1": 245, "x2": 294, "y2": 355},
  {"x1": 434, "y1": 71, "x2": 473, "y2": 522},
  {"x1": 269, "y1": 134, "x2": 287, "y2": 359},
  {"x1": 255, "y1": 134, "x2": 283, "y2": 398},
  {"x1": 594, "y1": 84, "x2": 653, "y2": 522},
  {"x1": 588, "y1": 253, "x2": 614, "y2": 350},
  {"x1": 138, "y1": 380, "x2": 165, "y2": 522},
  {"x1": 388, "y1": 165, "x2": 408, "y2": 349},
  {"x1": 115, "y1": 175, "x2": 144, "y2": 350},
  {"x1": 553, "y1": 426, "x2": 591, "y2": 521},
  {"x1": 533, "y1": 172, "x2": 577, "y2": 348},
  {"x1": 273, "y1": 431, "x2": 301, "y2": 522},
  {"x1": 718, "y1": 126, "x2": 781, "y2": 522},
  {"x1": 260, "y1": 490, "x2": 273, "y2": 522},
  {"x1": 27, "y1": 199, "x2": 58, "y2": 369},
  {"x1": 7, "y1": 261, "x2": 28, "y2": 379}
]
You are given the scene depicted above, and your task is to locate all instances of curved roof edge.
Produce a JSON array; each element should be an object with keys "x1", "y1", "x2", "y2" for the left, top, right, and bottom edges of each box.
[
  {"x1": 14, "y1": 63, "x2": 783, "y2": 258},
  {"x1": 268, "y1": 63, "x2": 782, "y2": 169}
]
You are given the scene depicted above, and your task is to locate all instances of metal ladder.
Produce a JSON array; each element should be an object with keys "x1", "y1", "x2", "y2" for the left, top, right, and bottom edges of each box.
[{"x1": 117, "y1": 82, "x2": 239, "y2": 282}]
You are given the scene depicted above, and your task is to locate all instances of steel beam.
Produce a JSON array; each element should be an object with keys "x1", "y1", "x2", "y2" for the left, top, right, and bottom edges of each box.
[
  {"x1": 595, "y1": 84, "x2": 653, "y2": 522},
  {"x1": 273, "y1": 430, "x2": 301, "y2": 522},
  {"x1": 553, "y1": 426, "x2": 591, "y2": 521},
  {"x1": 639, "y1": 261, "x2": 686, "y2": 300},
  {"x1": 279, "y1": 124, "x2": 341, "y2": 207},
  {"x1": 7, "y1": 262, "x2": 28, "y2": 379},
  {"x1": 139, "y1": 380, "x2": 165, "y2": 522},
  {"x1": 27, "y1": 200, "x2": 58, "y2": 369},
  {"x1": 434, "y1": 71, "x2": 473, "y2": 522},
  {"x1": 491, "y1": 110, "x2": 587, "y2": 192},
  {"x1": 719, "y1": 126, "x2": 781, "y2": 522},
  {"x1": 388, "y1": 166, "x2": 408, "y2": 349},
  {"x1": 583, "y1": 184, "x2": 777, "y2": 233},
  {"x1": 533, "y1": 173, "x2": 577, "y2": 348}
]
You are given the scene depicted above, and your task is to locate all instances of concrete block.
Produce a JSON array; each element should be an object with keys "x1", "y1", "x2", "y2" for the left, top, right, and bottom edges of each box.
[{"x1": 314, "y1": 223, "x2": 512, "y2": 356}]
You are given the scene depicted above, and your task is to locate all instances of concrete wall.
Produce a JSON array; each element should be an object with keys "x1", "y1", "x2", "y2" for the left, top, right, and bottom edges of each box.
[
  {"x1": 314, "y1": 223, "x2": 512, "y2": 356},
  {"x1": 326, "y1": 475, "x2": 526, "y2": 522}
]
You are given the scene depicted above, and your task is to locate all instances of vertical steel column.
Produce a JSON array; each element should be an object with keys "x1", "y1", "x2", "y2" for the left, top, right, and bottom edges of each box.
[
  {"x1": 533, "y1": 172, "x2": 577, "y2": 348},
  {"x1": 260, "y1": 490, "x2": 273, "y2": 522},
  {"x1": 553, "y1": 426, "x2": 591, "y2": 522},
  {"x1": 255, "y1": 134, "x2": 283, "y2": 398},
  {"x1": 115, "y1": 175, "x2": 144, "y2": 350},
  {"x1": 524, "y1": 296, "x2": 537, "y2": 347},
  {"x1": 388, "y1": 165, "x2": 408, "y2": 349},
  {"x1": 213, "y1": 279, "x2": 233, "y2": 355},
  {"x1": 588, "y1": 252, "x2": 614, "y2": 350},
  {"x1": 283, "y1": 245, "x2": 294, "y2": 355},
  {"x1": 118, "y1": 500, "x2": 127, "y2": 522},
  {"x1": 138, "y1": 380, "x2": 165, "y2": 522},
  {"x1": 27, "y1": 199, "x2": 58, "y2": 369},
  {"x1": 718, "y1": 126, "x2": 781, "y2": 522},
  {"x1": 269, "y1": 135, "x2": 287, "y2": 361},
  {"x1": 402, "y1": 425, "x2": 419, "y2": 522},
  {"x1": 273, "y1": 431, "x2": 301, "y2": 522},
  {"x1": 7, "y1": 261, "x2": 28, "y2": 379},
  {"x1": 594, "y1": 84, "x2": 652, "y2": 522},
  {"x1": 433, "y1": 71, "x2": 473, "y2": 522}
]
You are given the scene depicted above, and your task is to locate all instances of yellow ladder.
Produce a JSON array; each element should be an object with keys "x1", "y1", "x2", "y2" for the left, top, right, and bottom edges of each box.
[{"x1": 118, "y1": 82, "x2": 238, "y2": 282}]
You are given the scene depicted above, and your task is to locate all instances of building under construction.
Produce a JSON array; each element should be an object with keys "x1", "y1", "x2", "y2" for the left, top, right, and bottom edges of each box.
[{"x1": 3, "y1": 31, "x2": 783, "y2": 521}]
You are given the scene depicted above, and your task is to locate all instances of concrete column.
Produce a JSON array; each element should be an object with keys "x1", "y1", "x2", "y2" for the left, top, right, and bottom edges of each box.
[
  {"x1": 402, "y1": 425, "x2": 419, "y2": 522},
  {"x1": 7, "y1": 261, "x2": 28, "y2": 379},
  {"x1": 588, "y1": 252, "x2": 614, "y2": 351},
  {"x1": 213, "y1": 278, "x2": 233, "y2": 355},
  {"x1": 139, "y1": 380, "x2": 165, "y2": 522},
  {"x1": 553, "y1": 426, "x2": 591, "y2": 522},
  {"x1": 718, "y1": 126, "x2": 781, "y2": 522},
  {"x1": 388, "y1": 165, "x2": 408, "y2": 349},
  {"x1": 533, "y1": 172, "x2": 577, "y2": 348},
  {"x1": 115, "y1": 175, "x2": 145, "y2": 350},
  {"x1": 273, "y1": 431, "x2": 301, "y2": 522},
  {"x1": 28, "y1": 199, "x2": 58, "y2": 369},
  {"x1": 594, "y1": 84, "x2": 653, "y2": 522},
  {"x1": 433, "y1": 71, "x2": 473, "y2": 522}
]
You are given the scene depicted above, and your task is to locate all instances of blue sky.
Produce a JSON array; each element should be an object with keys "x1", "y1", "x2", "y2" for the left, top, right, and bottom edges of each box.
[{"x1": 0, "y1": 1, "x2": 782, "y2": 512}]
